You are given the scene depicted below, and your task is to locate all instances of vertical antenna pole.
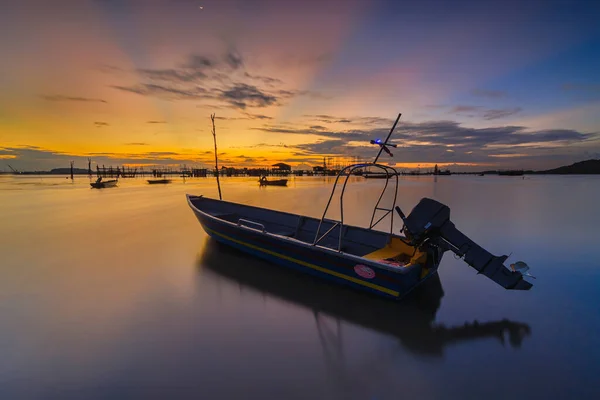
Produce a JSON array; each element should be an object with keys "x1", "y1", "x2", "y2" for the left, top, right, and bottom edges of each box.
[{"x1": 211, "y1": 113, "x2": 223, "y2": 200}]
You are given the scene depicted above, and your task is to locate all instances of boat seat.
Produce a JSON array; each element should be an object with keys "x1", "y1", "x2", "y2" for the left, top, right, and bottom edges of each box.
[
  {"x1": 362, "y1": 237, "x2": 426, "y2": 266},
  {"x1": 363, "y1": 245, "x2": 404, "y2": 261}
]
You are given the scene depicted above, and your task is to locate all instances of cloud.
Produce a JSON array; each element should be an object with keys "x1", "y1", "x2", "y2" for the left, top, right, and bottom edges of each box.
[
  {"x1": 212, "y1": 112, "x2": 273, "y2": 121},
  {"x1": 294, "y1": 139, "x2": 351, "y2": 156},
  {"x1": 95, "y1": 64, "x2": 123, "y2": 75},
  {"x1": 86, "y1": 150, "x2": 203, "y2": 161},
  {"x1": 183, "y1": 54, "x2": 216, "y2": 70},
  {"x1": 244, "y1": 72, "x2": 283, "y2": 86},
  {"x1": 1, "y1": 145, "x2": 297, "y2": 171},
  {"x1": 303, "y1": 114, "x2": 392, "y2": 125},
  {"x1": 244, "y1": 112, "x2": 273, "y2": 120},
  {"x1": 138, "y1": 151, "x2": 179, "y2": 157},
  {"x1": 229, "y1": 142, "x2": 289, "y2": 149},
  {"x1": 250, "y1": 116, "x2": 598, "y2": 167},
  {"x1": 135, "y1": 53, "x2": 223, "y2": 84},
  {"x1": 41, "y1": 95, "x2": 107, "y2": 103},
  {"x1": 251, "y1": 125, "x2": 402, "y2": 144},
  {"x1": 450, "y1": 105, "x2": 481, "y2": 113},
  {"x1": 94, "y1": 121, "x2": 109, "y2": 127},
  {"x1": 393, "y1": 120, "x2": 593, "y2": 148},
  {"x1": 147, "y1": 120, "x2": 166, "y2": 124},
  {"x1": 483, "y1": 107, "x2": 522, "y2": 120},
  {"x1": 2, "y1": 146, "x2": 208, "y2": 171},
  {"x1": 224, "y1": 50, "x2": 243, "y2": 69},
  {"x1": 111, "y1": 52, "x2": 309, "y2": 109},
  {"x1": 488, "y1": 153, "x2": 530, "y2": 158},
  {"x1": 0, "y1": 148, "x2": 17, "y2": 160},
  {"x1": 449, "y1": 105, "x2": 522, "y2": 120},
  {"x1": 112, "y1": 83, "x2": 209, "y2": 100},
  {"x1": 356, "y1": 116, "x2": 395, "y2": 125},
  {"x1": 471, "y1": 89, "x2": 506, "y2": 98},
  {"x1": 276, "y1": 89, "x2": 306, "y2": 98},
  {"x1": 217, "y1": 83, "x2": 277, "y2": 109},
  {"x1": 124, "y1": 142, "x2": 149, "y2": 146},
  {"x1": 137, "y1": 68, "x2": 206, "y2": 83}
]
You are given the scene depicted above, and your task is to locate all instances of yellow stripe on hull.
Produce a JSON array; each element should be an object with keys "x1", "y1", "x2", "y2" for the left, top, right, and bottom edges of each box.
[{"x1": 205, "y1": 227, "x2": 400, "y2": 297}]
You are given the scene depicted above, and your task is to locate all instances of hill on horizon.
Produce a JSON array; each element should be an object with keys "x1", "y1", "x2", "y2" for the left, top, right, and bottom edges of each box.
[{"x1": 538, "y1": 159, "x2": 600, "y2": 174}]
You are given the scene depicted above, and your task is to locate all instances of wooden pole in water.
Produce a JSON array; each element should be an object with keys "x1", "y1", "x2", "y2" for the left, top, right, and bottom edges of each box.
[
  {"x1": 70, "y1": 160, "x2": 74, "y2": 180},
  {"x1": 210, "y1": 113, "x2": 222, "y2": 200}
]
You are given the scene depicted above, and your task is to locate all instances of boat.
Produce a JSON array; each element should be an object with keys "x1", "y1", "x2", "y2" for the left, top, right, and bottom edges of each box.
[
  {"x1": 200, "y1": 240, "x2": 532, "y2": 354},
  {"x1": 187, "y1": 113, "x2": 533, "y2": 300},
  {"x1": 90, "y1": 178, "x2": 118, "y2": 189},
  {"x1": 147, "y1": 178, "x2": 172, "y2": 184},
  {"x1": 258, "y1": 176, "x2": 288, "y2": 186}
]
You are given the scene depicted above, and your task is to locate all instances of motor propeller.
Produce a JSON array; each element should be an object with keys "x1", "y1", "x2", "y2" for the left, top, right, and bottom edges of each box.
[{"x1": 510, "y1": 261, "x2": 536, "y2": 279}]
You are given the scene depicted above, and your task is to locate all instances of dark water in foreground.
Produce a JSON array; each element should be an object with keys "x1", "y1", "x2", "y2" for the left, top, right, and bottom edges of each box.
[{"x1": 1, "y1": 174, "x2": 600, "y2": 399}]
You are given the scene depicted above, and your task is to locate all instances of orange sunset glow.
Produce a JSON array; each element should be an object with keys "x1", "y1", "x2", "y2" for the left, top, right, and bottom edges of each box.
[{"x1": 1, "y1": 0, "x2": 599, "y2": 172}]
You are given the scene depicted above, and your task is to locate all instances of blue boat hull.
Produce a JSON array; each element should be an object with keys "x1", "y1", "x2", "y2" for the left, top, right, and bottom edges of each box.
[{"x1": 188, "y1": 195, "x2": 441, "y2": 300}]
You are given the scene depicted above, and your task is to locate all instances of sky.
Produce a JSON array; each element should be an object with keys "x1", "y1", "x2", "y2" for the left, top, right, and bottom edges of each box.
[{"x1": 1, "y1": 0, "x2": 599, "y2": 171}]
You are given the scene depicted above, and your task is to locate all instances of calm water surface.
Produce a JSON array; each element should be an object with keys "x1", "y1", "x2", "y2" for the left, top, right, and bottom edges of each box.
[{"x1": 1, "y1": 174, "x2": 600, "y2": 399}]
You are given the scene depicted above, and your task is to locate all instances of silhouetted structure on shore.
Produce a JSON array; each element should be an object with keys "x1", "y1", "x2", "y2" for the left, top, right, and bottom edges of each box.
[
  {"x1": 433, "y1": 164, "x2": 451, "y2": 176},
  {"x1": 96, "y1": 165, "x2": 138, "y2": 178}
]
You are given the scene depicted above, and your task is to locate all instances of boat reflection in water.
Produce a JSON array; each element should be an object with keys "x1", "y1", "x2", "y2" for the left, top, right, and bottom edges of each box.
[{"x1": 198, "y1": 239, "x2": 531, "y2": 358}]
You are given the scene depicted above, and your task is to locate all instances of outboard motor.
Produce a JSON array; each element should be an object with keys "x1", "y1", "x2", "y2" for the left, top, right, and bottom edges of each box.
[{"x1": 398, "y1": 198, "x2": 532, "y2": 290}]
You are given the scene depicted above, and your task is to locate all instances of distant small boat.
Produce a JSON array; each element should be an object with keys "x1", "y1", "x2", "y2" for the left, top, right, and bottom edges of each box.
[
  {"x1": 147, "y1": 179, "x2": 172, "y2": 184},
  {"x1": 259, "y1": 176, "x2": 288, "y2": 186},
  {"x1": 90, "y1": 179, "x2": 117, "y2": 189},
  {"x1": 478, "y1": 173, "x2": 484, "y2": 176}
]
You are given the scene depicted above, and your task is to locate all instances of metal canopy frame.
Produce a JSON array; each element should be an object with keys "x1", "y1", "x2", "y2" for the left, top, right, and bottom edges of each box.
[{"x1": 312, "y1": 113, "x2": 402, "y2": 252}]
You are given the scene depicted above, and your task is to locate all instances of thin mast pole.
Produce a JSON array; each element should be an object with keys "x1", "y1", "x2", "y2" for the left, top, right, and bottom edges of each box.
[{"x1": 210, "y1": 113, "x2": 222, "y2": 200}]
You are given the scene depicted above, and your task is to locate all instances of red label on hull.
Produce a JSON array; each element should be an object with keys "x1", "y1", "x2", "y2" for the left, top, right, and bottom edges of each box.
[{"x1": 354, "y1": 265, "x2": 375, "y2": 279}]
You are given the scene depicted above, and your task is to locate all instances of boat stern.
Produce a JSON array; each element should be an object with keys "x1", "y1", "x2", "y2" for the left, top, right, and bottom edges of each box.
[{"x1": 402, "y1": 198, "x2": 533, "y2": 290}]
